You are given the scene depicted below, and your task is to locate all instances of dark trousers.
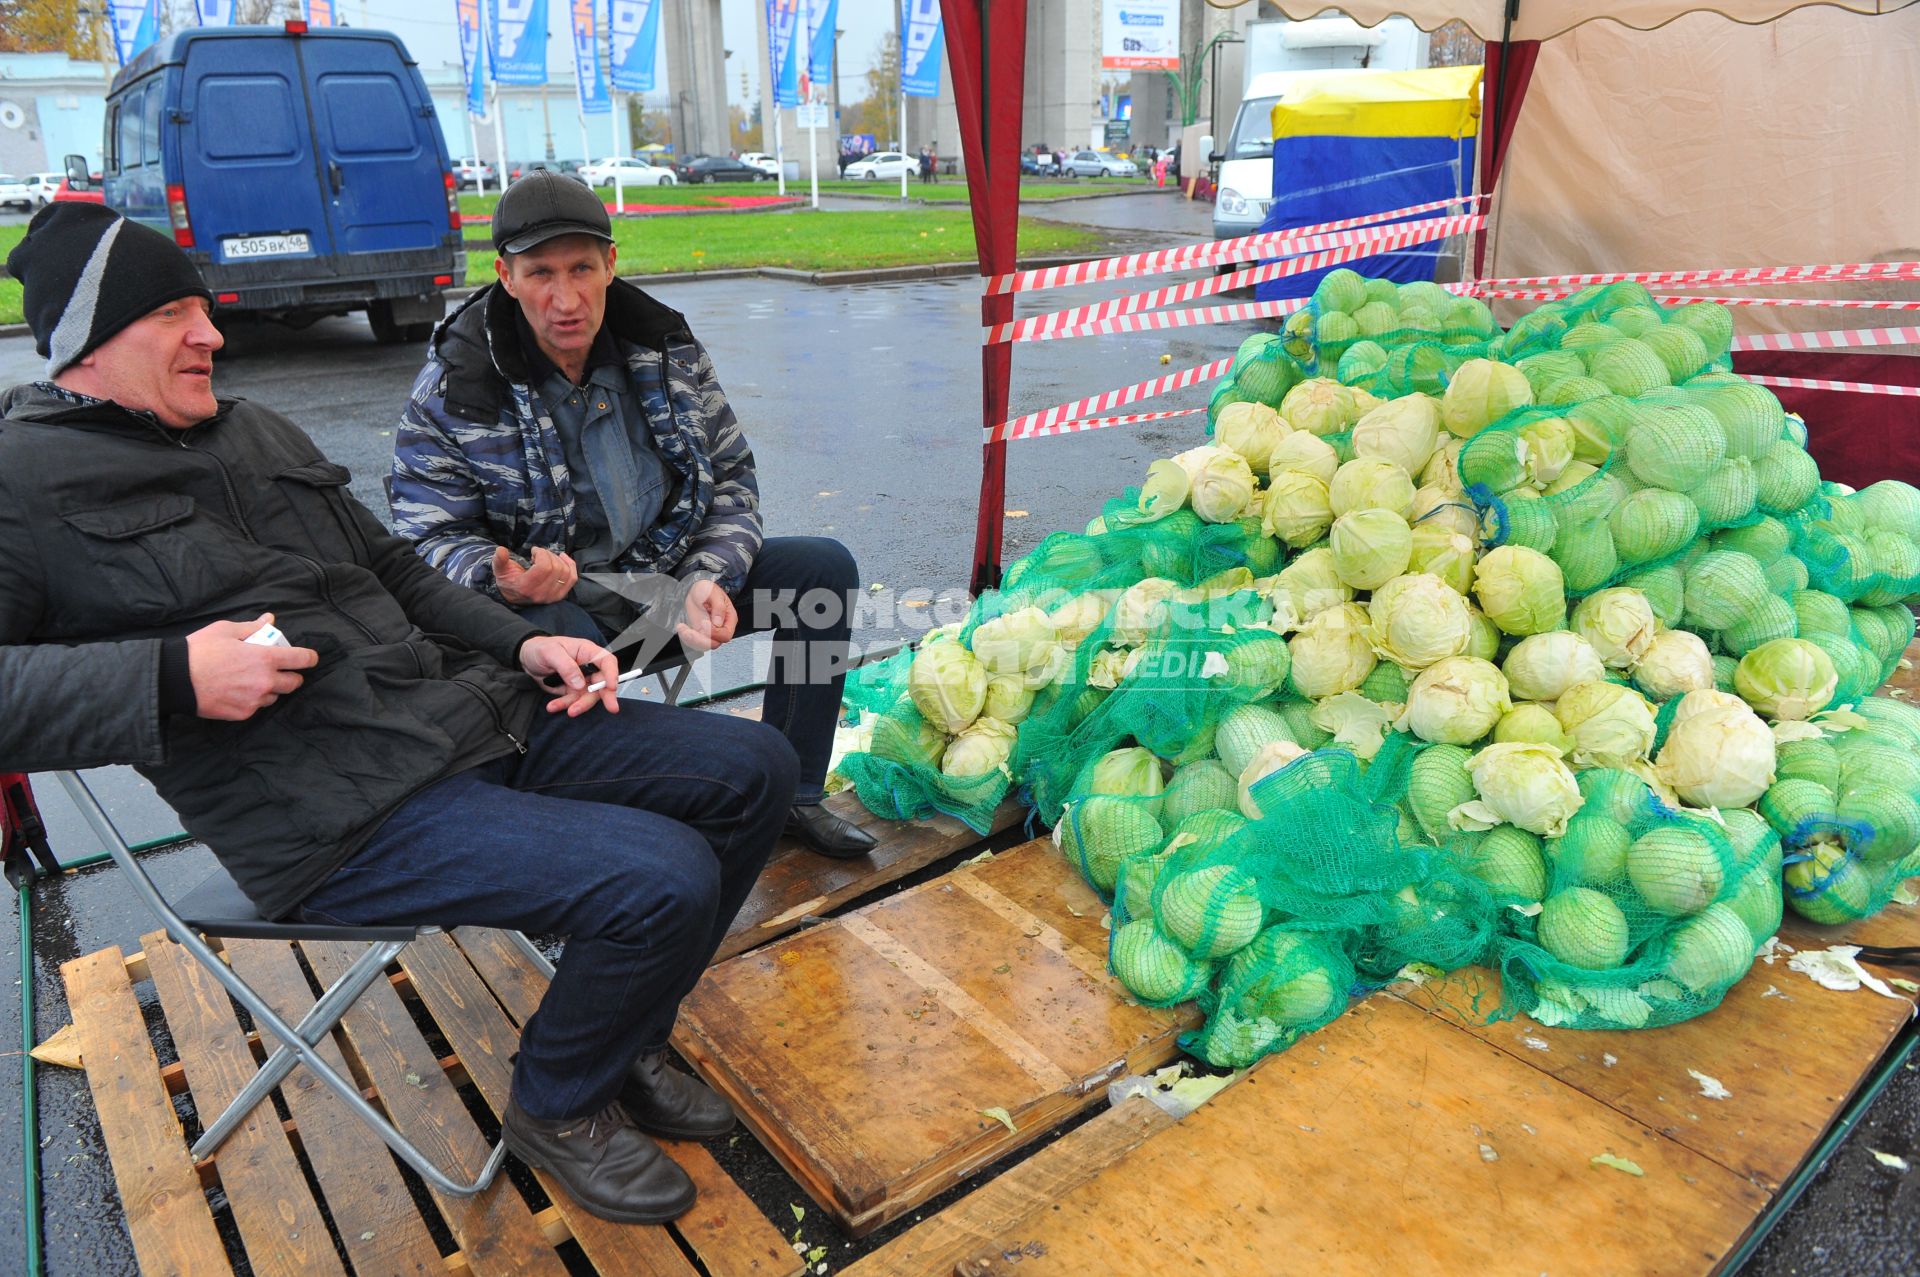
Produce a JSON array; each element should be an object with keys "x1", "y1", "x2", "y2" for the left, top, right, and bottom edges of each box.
[
  {"x1": 518, "y1": 535, "x2": 857, "y2": 805},
  {"x1": 297, "y1": 704, "x2": 799, "y2": 1122}
]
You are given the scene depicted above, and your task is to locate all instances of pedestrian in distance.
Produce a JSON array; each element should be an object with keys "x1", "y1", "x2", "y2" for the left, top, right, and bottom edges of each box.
[
  {"x1": 391, "y1": 172, "x2": 878, "y2": 861},
  {"x1": 0, "y1": 202, "x2": 789, "y2": 1225},
  {"x1": 928, "y1": 143, "x2": 940, "y2": 183}
]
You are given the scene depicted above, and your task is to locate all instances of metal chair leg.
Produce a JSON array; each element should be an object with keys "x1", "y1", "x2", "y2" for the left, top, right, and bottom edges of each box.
[{"x1": 655, "y1": 661, "x2": 694, "y2": 706}]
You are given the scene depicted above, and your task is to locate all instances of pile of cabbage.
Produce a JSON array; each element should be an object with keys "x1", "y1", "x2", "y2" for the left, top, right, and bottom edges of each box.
[{"x1": 831, "y1": 272, "x2": 1920, "y2": 1067}]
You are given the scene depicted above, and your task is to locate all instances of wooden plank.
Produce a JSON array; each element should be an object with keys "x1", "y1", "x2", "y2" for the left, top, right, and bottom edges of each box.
[
  {"x1": 140, "y1": 933, "x2": 346, "y2": 1277},
  {"x1": 60, "y1": 946, "x2": 229, "y2": 1277},
  {"x1": 220, "y1": 939, "x2": 446, "y2": 1277},
  {"x1": 838, "y1": 1096, "x2": 1175, "y2": 1277},
  {"x1": 714, "y1": 794, "x2": 1023, "y2": 963},
  {"x1": 954, "y1": 996, "x2": 1769, "y2": 1277},
  {"x1": 394, "y1": 931, "x2": 702, "y2": 1277},
  {"x1": 299, "y1": 940, "x2": 570, "y2": 1277},
  {"x1": 447, "y1": 927, "x2": 804, "y2": 1277},
  {"x1": 1395, "y1": 954, "x2": 1915, "y2": 1194},
  {"x1": 1781, "y1": 896, "x2": 1920, "y2": 976},
  {"x1": 674, "y1": 838, "x2": 1195, "y2": 1236}
]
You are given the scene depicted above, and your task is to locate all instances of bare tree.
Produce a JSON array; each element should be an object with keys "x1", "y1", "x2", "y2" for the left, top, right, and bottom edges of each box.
[{"x1": 1428, "y1": 20, "x2": 1486, "y2": 68}]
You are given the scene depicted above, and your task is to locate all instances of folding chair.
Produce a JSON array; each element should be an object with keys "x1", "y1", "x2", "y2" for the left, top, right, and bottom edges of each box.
[{"x1": 55, "y1": 770, "x2": 510, "y2": 1197}]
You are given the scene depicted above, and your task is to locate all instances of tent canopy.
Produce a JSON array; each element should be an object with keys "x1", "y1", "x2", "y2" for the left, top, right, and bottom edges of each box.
[{"x1": 1200, "y1": 0, "x2": 1916, "y2": 42}]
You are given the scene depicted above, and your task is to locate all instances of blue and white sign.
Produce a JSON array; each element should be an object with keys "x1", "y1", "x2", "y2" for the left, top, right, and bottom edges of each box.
[
  {"x1": 900, "y1": 0, "x2": 944, "y2": 99},
  {"x1": 196, "y1": 0, "x2": 234, "y2": 24},
  {"x1": 570, "y1": 0, "x2": 611, "y2": 114},
  {"x1": 490, "y1": 0, "x2": 550, "y2": 86},
  {"x1": 609, "y1": 0, "x2": 662, "y2": 93},
  {"x1": 304, "y1": 0, "x2": 336, "y2": 27},
  {"x1": 108, "y1": 0, "x2": 159, "y2": 64},
  {"x1": 804, "y1": 0, "x2": 838, "y2": 92},
  {"x1": 767, "y1": 0, "x2": 801, "y2": 108},
  {"x1": 455, "y1": 0, "x2": 486, "y2": 116}
]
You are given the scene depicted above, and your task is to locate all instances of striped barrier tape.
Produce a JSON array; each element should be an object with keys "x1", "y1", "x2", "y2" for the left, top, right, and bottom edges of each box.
[
  {"x1": 1474, "y1": 261, "x2": 1920, "y2": 291},
  {"x1": 986, "y1": 194, "x2": 1487, "y2": 296},
  {"x1": 1746, "y1": 375, "x2": 1920, "y2": 398},
  {"x1": 1025, "y1": 297, "x2": 1309, "y2": 343},
  {"x1": 1004, "y1": 407, "x2": 1208, "y2": 441},
  {"x1": 1731, "y1": 325, "x2": 1920, "y2": 352},
  {"x1": 989, "y1": 214, "x2": 1485, "y2": 345},
  {"x1": 1476, "y1": 287, "x2": 1920, "y2": 311},
  {"x1": 988, "y1": 356, "x2": 1234, "y2": 443}
]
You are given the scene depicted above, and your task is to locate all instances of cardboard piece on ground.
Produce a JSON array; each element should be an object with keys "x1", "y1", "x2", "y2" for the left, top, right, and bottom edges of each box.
[
  {"x1": 674, "y1": 837, "x2": 1198, "y2": 1236},
  {"x1": 954, "y1": 996, "x2": 1768, "y2": 1277}
]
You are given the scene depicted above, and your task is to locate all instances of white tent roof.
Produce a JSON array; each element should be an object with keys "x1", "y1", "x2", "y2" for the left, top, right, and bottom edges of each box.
[{"x1": 1201, "y1": 1, "x2": 1916, "y2": 42}]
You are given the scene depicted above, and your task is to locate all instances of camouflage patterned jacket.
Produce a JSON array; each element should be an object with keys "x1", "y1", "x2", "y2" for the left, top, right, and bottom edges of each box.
[{"x1": 390, "y1": 279, "x2": 762, "y2": 596}]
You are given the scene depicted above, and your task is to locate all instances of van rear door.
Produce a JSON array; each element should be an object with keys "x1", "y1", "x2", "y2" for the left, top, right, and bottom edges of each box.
[
  {"x1": 176, "y1": 34, "x2": 336, "y2": 269},
  {"x1": 295, "y1": 36, "x2": 448, "y2": 262}
]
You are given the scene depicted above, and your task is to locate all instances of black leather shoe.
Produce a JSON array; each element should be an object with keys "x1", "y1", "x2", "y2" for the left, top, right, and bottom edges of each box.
[
  {"x1": 501, "y1": 1096, "x2": 696, "y2": 1224},
  {"x1": 786, "y1": 803, "x2": 878, "y2": 858},
  {"x1": 620, "y1": 1050, "x2": 736, "y2": 1139}
]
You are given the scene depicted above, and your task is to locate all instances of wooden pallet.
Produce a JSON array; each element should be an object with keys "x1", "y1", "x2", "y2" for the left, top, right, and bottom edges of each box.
[
  {"x1": 859, "y1": 902, "x2": 1920, "y2": 1277},
  {"x1": 61, "y1": 929, "x2": 803, "y2": 1277},
  {"x1": 673, "y1": 836, "x2": 1200, "y2": 1237}
]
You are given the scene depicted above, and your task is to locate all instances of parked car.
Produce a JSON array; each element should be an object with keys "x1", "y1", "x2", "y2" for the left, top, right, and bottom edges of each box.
[
  {"x1": 451, "y1": 157, "x2": 496, "y2": 189},
  {"x1": 0, "y1": 175, "x2": 32, "y2": 212},
  {"x1": 508, "y1": 158, "x2": 588, "y2": 185},
  {"x1": 1064, "y1": 149, "x2": 1139, "y2": 178},
  {"x1": 579, "y1": 156, "x2": 675, "y2": 186},
  {"x1": 842, "y1": 151, "x2": 916, "y2": 181},
  {"x1": 94, "y1": 24, "x2": 462, "y2": 343},
  {"x1": 25, "y1": 173, "x2": 62, "y2": 206},
  {"x1": 737, "y1": 151, "x2": 781, "y2": 177},
  {"x1": 54, "y1": 172, "x2": 106, "y2": 204},
  {"x1": 671, "y1": 155, "x2": 765, "y2": 183}
]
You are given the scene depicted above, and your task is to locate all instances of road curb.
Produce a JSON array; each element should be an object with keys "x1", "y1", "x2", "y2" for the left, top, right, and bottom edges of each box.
[{"x1": 823, "y1": 185, "x2": 1174, "y2": 206}]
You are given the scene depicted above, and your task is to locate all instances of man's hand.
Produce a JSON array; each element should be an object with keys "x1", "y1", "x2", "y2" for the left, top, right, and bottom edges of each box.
[
  {"x1": 520, "y1": 634, "x2": 620, "y2": 717},
  {"x1": 494, "y1": 545, "x2": 578, "y2": 606},
  {"x1": 677, "y1": 579, "x2": 738, "y2": 654},
  {"x1": 186, "y1": 613, "x2": 321, "y2": 721}
]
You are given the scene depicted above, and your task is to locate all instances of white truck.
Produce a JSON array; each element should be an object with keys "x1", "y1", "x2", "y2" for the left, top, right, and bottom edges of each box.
[{"x1": 1208, "y1": 15, "x2": 1430, "y2": 244}]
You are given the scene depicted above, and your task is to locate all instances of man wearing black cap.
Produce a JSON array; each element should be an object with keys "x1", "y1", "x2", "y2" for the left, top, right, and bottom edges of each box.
[
  {"x1": 0, "y1": 202, "x2": 800, "y2": 1223},
  {"x1": 390, "y1": 170, "x2": 877, "y2": 858}
]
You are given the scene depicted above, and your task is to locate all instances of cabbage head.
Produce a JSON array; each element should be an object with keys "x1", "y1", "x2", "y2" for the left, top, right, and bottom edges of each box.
[
  {"x1": 1734, "y1": 638, "x2": 1839, "y2": 720},
  {"x1": 1408, "y1": 523, "x2": 1478, "y2": 596},
  {"x1": 1351, "y1": 395, "x2": 1441, "y2": 476},
  {"x1": 1398, "y1": 656, "x2": 1511, "y2": 745},
  {"x1": 941, "y1": 716, "x2": 1019, "y2": 778},
  {"x1": 1501, "y1": 631, "x2": 1606, "y2": 702},
  {"x1": 1367, "y1": 572, "x2": 1472, "y2": 670},
  {"x1": 1261, "y1": 472, "x2": 1334, "y2": 548},
  {"x1": 1329, "y1": 509, "x2": 1414, "y2": 591},
  {"x1": 1331, "y1": 456, "x2": 1418, "y2": 522},
  {"x1": 1287, "y1": 601, "x2": 1377, "y2": 698},
  {"x1": 1461, "y1": 741, "x2": 1584, "y2": 836},
  {"x1": 1267, "y1": 429, "x2": 1341, "y2": 485},
  {"x1": 1473, "y1": 545, "x2": 1567, "y2": 635},
  {"x1": 1237, "y1": 739, "x2": 1312, "y2": 819},
  {"x1": 1134, "y1": 458, "x2": 1189, "y2": 522},
  {"x1": 1266, "y1": 548, "x2": 1353, "y2": 631},
  {"x1": 908, "y1": 640, "x2": 987, "y2": 733},
  {"x1": 982, "y1": 673, "x2": 1036, "y2": 725},
  {"x1": 1632, "y1": 628, "x2": 1715, "y2": 701},
  {"x1": 1409, "y1": 484, "x2": 1480, "y2": 540},
  {"x1": 1188, "y1": 449, "x2": 1258, "y2": 524},
  {"x1": 1090, "y1": 746, "x2": 1167, "y2": 800},
  {"x1": 1214, "y1": 400, "x2": 1289, "y2": 474},
  {"x1": 969, "y1": 606, "x2": 1059, "y2": 676},
  {"x1": 1555, "y1": 680, "x2": 1657, "y2": 768},
  {"x1": 1654, "y1": 689, "x2": 1776, "y2": 809},
  {"x1": 1111, "y1": 577, "x2": 1180, "y2": 645},
  {"x1": 1570, "y1": 587, "x2": 1657, "y2": 669},
  {"x1": 1493, "y1": 704, "x2": 1576, "y2": 756},
  {"x1": 1279, "y1": 377, "x2": 1359, "y2": 437},
  {"x1": 1442, "y1": 358, "x2": 1534, "y2": 438}
]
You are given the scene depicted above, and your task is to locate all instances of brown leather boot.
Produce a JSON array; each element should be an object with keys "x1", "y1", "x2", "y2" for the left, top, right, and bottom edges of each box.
[
  {"x1": 501, "y1": 1096, "x2": 696, "y2": 1223},
  {"x1": 620, "y1": 1051, "x2": 737, "y2": 1139}
]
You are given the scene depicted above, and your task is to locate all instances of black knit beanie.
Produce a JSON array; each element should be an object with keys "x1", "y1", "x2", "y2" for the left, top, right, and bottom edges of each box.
[{"x1": 4, "y1": 203, "x2": 212, "y2": 375}]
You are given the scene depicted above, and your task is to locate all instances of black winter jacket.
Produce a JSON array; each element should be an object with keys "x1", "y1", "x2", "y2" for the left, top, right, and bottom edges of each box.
[{"x1": 0, "y1": 383, "x2": 543, "y2": 919}]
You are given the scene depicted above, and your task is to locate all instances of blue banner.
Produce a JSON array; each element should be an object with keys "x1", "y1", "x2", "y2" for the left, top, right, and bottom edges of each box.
[
  {"x1": 609, "y1": 0, "x2": 661, "y2": 93},
  {"x1": 304, "y1": 0, "x2": 336, "y2": 27},
  {"x1": 804, "y1": 0, "x2": 837, "y2": 94},
  {"x1": 570, "y1": 0, "x2": 611, "y2": 114},
  {"x1": 490, "y1": 0, "x2": 549, "y2": 86},
  {"x1": 108, "y1": 0, "x2": 158, "y2": 63},
  {"x1": 900, "y1": 0, "x2": 943, "y2": 99},
  {"x1": 768, "y1": 0, "x2": 800, "y2": 109},
  {"x1": 196, "y1": 0, "x2": 234, "y2": 23},
  {"x1": 455, "y1": 0, "x2": 486, "y2": 116}
]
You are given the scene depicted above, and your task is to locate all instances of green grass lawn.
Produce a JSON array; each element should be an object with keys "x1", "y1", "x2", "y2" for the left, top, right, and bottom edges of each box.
[
  {"x1": 0, "y1": 214, "x2": 1105, "y2": 324},
  {"x1": 456, "y1": 175, "x2": 1152, "y2": 215}
]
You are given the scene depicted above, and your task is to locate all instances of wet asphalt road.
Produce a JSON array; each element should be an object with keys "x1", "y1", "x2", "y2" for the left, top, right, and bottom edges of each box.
[{"x1": 1, "y1": 193, "x2": 1915, "y2": 1274}]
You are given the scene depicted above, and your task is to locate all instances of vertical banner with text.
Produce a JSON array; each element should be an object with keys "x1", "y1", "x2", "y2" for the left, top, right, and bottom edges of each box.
[
  {"x1": 609, "y1": 0, "x2": 662, "y2": 93},
  {"x1": 196, "y1": 0, "x2": 235, "y2": 24},
  {"x1": 768, "y1": 0, "x2": 801, "y2": 108},
  {"x1": 571, "y1": 0, "x2": 612, "y2": 114},
  {"x1": 455, "y1": 0, "x2": 486, "y2": 116},
  {"x1": 1101, "y1": 0, "x2": 1181, "y2": 70},
  {"x1": 304, "y1": 0, "x2": 337, "y2": 28},
  {"x1": 490, "y1": 0, "x2": 550, "y2": 85},
  {"x1": 804, "y1": 0, "x2": 838, "y2": 92},
  {"x1": 899, "y1": 0, "x2": 943, "y2": 99},
  {"x1": 108, "y1": 0, "x2": 159, "y2": 63}
]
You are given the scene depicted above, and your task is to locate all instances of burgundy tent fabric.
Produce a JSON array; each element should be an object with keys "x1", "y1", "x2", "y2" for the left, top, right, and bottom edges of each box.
[
  {"x1": 1731, "y1": 350, "x2": 1920, "y2": 491},
  {"x1": 1473, "y1": 38, "x2": 1541, "y2": 279},
  {"x1": 946, "y1": 0, "x2": 1029, "y2": 595}
]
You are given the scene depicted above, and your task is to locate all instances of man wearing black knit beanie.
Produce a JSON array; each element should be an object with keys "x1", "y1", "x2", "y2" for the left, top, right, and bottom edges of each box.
[{"x1": 0, "y1": 204, "x2": 796, "y2": 1224}]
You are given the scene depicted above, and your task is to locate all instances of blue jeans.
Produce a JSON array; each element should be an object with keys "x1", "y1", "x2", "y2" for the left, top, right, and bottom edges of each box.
[
  {"x1": 518, "y1": 535, "x2": 857, "y2": 805},
  {"x1": 296, "y1": 702, "x2": 800, "y2": 1122}
]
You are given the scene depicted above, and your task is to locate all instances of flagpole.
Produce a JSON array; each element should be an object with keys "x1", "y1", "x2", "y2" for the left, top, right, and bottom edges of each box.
[
  {"x1": 774, "y1": 105, "x2": 786, "y2": 196},
  {"x1": 490, "y1": 79, "x2": 509, "y2": 190},
  {"x1": 807, "y1": 96, "x2": 819, "y2": 209},
  {"x1": 467, "y1": 107, "x2": 486, "y2": 195}
]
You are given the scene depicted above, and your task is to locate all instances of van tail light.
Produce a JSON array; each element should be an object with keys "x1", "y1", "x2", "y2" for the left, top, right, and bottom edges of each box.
[
  {"x1": 443, "y1": 171, "x2": 461, "y2": 231},
  {"x1": 286, "y1": 20, "x2": 308, "y2": 34},
  {"x1": 165, "y1": 183, "x2": 193, "y2": 247}
]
